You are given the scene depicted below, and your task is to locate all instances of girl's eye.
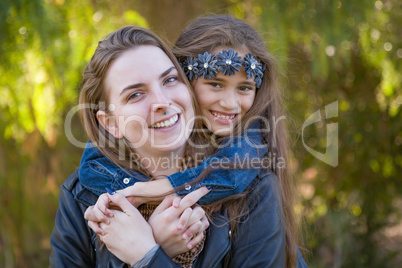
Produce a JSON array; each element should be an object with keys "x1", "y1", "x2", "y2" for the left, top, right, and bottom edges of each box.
[
  {"x1": 164, "y1": 76, "x2": 177, "y2": 85},
  {"x1": 239, "y1": 85, "x2": 253, "y2": 92},
  {"x1": 128, "y1": 92, "x2": 143, "y2": 101},
  {"x1": 209, "y1": 82, "x2": 222, "y2": 88}
]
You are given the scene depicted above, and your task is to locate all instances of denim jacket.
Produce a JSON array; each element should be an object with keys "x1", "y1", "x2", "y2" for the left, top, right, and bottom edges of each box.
[{"x1": 79, "y1": 121, "x2": 267, "y2": 204}]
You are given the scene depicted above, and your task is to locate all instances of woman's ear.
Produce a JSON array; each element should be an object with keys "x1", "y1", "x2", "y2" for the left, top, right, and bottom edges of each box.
[{"x1": 96, "y1": 110, "x2": 124, "y2": 139}]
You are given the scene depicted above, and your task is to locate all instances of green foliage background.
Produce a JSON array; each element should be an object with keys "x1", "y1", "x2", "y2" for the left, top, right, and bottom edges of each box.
[{"x1": 0, "y1": 0, "x2": 401, "y2": 267}]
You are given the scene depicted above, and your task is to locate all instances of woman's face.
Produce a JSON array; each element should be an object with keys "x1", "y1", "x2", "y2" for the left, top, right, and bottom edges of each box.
[
  {"x1": 193, "y1": 47, "x2": 256, "y2": 136},
  {"x1": 99, "y1": 45, "x2": 194, "y2": 158}
]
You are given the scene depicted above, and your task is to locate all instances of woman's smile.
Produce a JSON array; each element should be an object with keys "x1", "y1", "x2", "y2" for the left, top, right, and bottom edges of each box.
[{"x1": 150, "y1": 113, "x2": 180, "y2": 129}]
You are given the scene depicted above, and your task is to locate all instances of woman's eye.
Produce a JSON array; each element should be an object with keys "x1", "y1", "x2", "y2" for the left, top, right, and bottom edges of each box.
[
  {"x1": 164, "y1": 76, "x2": 177, "y2": 85},
  {"x1": 128, "y1": 92, "x2": 143, "y2": 100}
]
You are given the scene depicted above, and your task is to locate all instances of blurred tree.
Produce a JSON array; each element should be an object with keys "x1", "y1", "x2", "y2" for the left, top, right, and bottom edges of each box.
[
  {"x1": 227, "y1": 0, "x2": 401, "y2": 267},
  {"x1": 0, "y1": 0, "x2": 150, "y2": 266}
]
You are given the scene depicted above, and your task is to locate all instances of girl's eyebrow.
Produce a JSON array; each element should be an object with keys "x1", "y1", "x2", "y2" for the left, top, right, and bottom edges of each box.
[
  {"x1": 119, "y1": 66, "x2": 176, "y2": 96},
  {"x1": 241, "y1": 81, "x2": 256, "y2": 86},
  {"x1": 208, "y1": 77, "x2": 255, "y2": 86}
]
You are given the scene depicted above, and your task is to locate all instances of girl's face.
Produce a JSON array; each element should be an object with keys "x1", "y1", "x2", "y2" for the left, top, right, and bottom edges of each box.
[
  {"x1": 98, "y1": 45, "x2": 194, "y2": 158},
  {"x1": 193, "y1": 47, "x2": 256, "y2": 136}
]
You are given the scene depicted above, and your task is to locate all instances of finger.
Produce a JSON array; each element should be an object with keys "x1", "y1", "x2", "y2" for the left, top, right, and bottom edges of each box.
[
  {"x1": 153, "y1": 195, "x2": 175, "y2": 215},
  {"x1": 177, "y1": 207, "x2": 192, "y2": 230},
  {"x1": 178, "y1": 187, "x2": 210, "y2": 211},
  {"x1": 107, "y1": 192, "x2": 138, "y2": 215},
  {"x1": 172, "y1": 196, "x2": 181, "y2": 208},
  {"x1": 182, "y1": 221, "x2": 202, "y2": 241},
  {"x1": 186, "y1": 230, "x2": 204, "y2": 250},
  {"x1": 186, "y1": 206, "x2": 205, "y2": 227},
  {"x1": 85, "y1": 204, "x2": 110, "y2": 224},
  {"x1": 98, "y1": 193, "x2": 114, "y2": 217},
  {"x1": 92, "y1": 203, "x2": 111, "y2": 224},
  {"x1": 126, "y1": 196, "x2": 142, "y2": 208},
  {"x1": 88, "y1": 220, "x2": 105, "y2": 236},
  {"x1": 84, "y1": 206, "x2": 96, "y2": 221},
  {"x1": 116, "y1": 186, "x2": 134, "y2": 197},
  {"x1": 200, "y1": 215, "x2": 210, "y2": 232}
]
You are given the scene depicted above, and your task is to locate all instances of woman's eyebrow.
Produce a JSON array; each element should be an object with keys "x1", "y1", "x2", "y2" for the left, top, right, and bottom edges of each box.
[
  {"x1": 120, "y1": 83, "x2": 145, "y2": 96},
  {"x1": 159, "y1": 66, "x2": 176, "y2": 79},
  {"x1": 119, "y1": 66, "x2": 176, "y2": 96}
]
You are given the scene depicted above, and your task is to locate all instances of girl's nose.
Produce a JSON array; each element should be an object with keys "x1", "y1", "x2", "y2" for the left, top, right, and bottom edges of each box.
[{"x1": 219, "y1": 91, "x2": 239, "y2": 110}]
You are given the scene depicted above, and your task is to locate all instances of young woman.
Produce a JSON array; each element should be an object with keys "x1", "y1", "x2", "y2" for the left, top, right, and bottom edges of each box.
[
  {"x1": 50, "y1": 26, "x2": 210, "y2": 267},
  {"x1": 84, "y1": 15, "x2": 307, "y2": 267}
]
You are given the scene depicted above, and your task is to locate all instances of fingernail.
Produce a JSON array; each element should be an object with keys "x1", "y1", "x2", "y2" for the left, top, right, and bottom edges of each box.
[
  {"x1": 177, "y1": 224, "x2": 183, "y2": 230},
  {"x1": 105, "y1": 187, "x2": 115, "y2": 195},
  {"x1": 187, "y1": 244, "x2": 192, "y2": 249},
  {"x1": 182, "y1": 234, "x2": 188, "y2": 240}
]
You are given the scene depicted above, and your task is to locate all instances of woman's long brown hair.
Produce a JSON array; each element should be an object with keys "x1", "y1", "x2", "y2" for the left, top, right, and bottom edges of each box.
[
  {"x1": 79, "y1": 26, "x2": 199, "y2": 179},
  {"x1": 173, "y1": 15, "x2": 299, "y2": 267}
]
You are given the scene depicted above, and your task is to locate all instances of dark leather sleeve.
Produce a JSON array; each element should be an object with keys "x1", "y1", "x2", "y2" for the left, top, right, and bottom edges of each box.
[
  {"x1": 227, "y1": 172, "x2": 286, "y2": 267},
  {"x1": 146, "y1": 246, "x2": 181, "y2": 267},
  {"x1": 49, "y1": 179, "x2": 95, "y2": 267}
]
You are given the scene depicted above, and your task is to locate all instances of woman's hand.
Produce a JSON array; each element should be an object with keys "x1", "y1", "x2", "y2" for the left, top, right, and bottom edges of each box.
[
  {"x1": 84, "y1": 179, "x2": 175, "y2": 233},
  {"x1": 84, "y1": 193, "x2": 114, "y2": 235},
  {"x1": 98, "y1": 192, "x2": 157, "y2": 266},
  {"x1": 84, "y1": 184, "x2": 154, "y2": 235},
  {"x1": 148, "y1": 187, "x2": 210, "y2": 258}
]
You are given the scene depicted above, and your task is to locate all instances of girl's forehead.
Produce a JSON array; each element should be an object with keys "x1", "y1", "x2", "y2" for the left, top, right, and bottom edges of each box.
[{"x1": 211, "y1": 46, "x2": 250, "y2": 58}]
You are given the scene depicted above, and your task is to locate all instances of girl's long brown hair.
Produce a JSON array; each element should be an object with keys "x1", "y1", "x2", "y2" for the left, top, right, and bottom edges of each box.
[{"x1": 173, "y1": 15, "x2": 299, "y2": 267}]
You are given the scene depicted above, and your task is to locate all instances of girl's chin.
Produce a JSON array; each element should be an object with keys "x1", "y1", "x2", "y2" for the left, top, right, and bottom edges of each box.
[{"x1": 210, "y1": 126, "x2": 233, "y2": 136}]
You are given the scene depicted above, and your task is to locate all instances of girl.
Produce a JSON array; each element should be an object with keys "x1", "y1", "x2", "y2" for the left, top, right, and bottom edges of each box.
[{"x1": 85, "y1": 15, "x2": 306, "y2": 267}]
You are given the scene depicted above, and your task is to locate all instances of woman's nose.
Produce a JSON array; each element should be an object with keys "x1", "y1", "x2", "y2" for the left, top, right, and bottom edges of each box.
[
  {"x1": 152, "y1": 102, "x2": 171, "y2": 113},
  {"x1": 151, "y1": 88, "x2": 172, "y2": 113}
]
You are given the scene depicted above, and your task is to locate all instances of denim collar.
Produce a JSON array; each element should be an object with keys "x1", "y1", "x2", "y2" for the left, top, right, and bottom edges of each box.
[
  {"x1": 78, "y1": 141, "x2": 149, "y2": 196},
  {"x1": 79, "y1": 120, "x2": 262, "y2": 196}
]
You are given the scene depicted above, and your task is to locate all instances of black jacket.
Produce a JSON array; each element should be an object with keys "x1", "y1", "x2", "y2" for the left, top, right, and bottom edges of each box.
[{"x1": 49, "y1": 169, "x2": 286, "y2": 267}]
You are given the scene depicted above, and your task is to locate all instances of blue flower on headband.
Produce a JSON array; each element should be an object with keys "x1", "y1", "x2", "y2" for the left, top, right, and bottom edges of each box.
[
  {"x1": 216, "y1": 49, "x2": 242, "y2": 76},
  {"x1": 182, "y1": 56, "x2": 199, "y2": 80},
  {"x1": 244, "y1": 53, "x2": 264, "y2": 88},
  {"x1": 196, "y1": 52, "x2": 218, "y2": 79}
]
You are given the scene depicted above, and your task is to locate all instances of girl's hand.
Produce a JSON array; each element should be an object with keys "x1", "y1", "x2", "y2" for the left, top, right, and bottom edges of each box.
[
  {"x1": 118, "y1": 179, "x2": 174, "y2": 206},
  {"x1": 99, "y1": 192, "x2": 156, "y2": 266},
  {"x1": 148, "y1": 187, "x2": 210, "y2": 258}
]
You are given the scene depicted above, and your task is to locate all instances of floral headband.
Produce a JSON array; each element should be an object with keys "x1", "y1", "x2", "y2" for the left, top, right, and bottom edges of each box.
[{"x1": 181, "y1": 48, "x2": 266, "y2": 88}]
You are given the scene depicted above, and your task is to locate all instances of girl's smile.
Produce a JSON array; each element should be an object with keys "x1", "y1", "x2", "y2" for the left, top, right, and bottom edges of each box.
[{"x1": 193, "y1": 47, "x2": 256, "y2": 136}]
